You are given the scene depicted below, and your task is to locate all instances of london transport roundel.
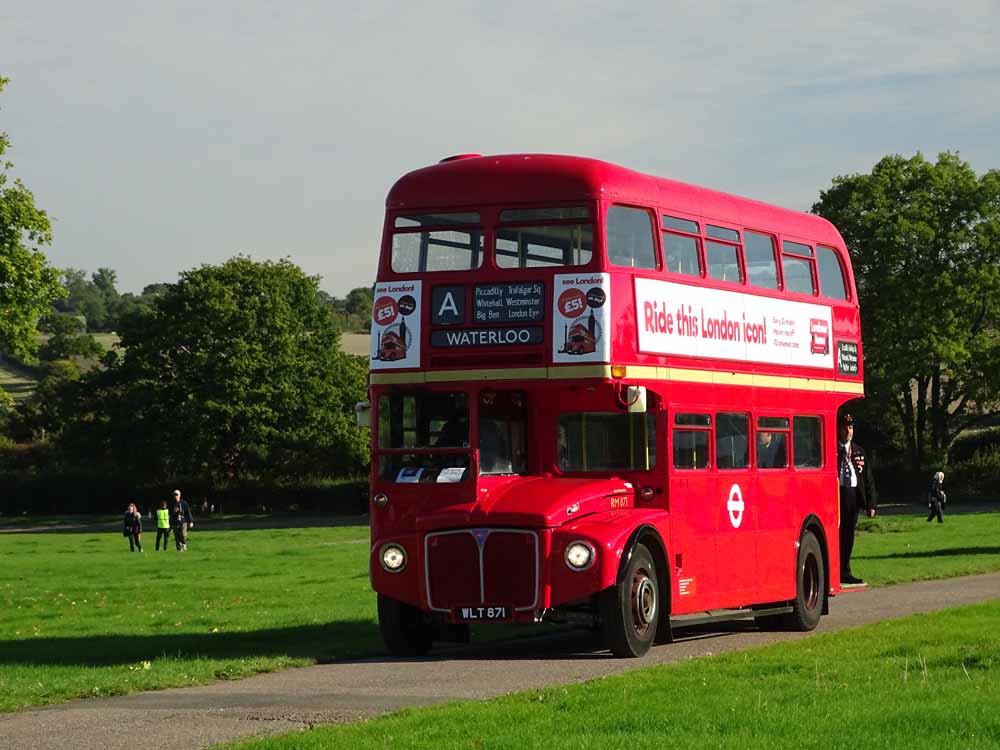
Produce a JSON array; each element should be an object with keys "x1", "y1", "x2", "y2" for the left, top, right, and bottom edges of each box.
[{"x1": 727, "y1": 483, "x2": 745, "y2": 529}]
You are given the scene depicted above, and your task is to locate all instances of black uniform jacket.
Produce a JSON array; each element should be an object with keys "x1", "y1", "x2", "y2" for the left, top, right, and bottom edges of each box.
[{"x1": 838, "y1": 441, "x2": 877, "y2": 512}]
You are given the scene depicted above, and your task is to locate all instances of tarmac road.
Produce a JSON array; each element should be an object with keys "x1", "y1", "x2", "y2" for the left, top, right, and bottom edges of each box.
[{"x1": 2, "y1": 572, "x2": 999, "y2": 750}]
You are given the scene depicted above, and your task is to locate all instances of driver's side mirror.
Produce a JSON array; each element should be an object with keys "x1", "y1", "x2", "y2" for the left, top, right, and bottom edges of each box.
[{"x1": 625, "y1": 386, "x2": 647, "y2": 414}]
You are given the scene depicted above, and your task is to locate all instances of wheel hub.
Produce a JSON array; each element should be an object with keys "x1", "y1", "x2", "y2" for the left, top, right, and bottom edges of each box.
[{"x1": 632, "y1": 572, "x2": 657, "y2": 629}]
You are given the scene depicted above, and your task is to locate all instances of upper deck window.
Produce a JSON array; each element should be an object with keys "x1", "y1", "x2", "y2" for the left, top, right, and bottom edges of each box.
[
  {"x1": 496, "y1": 207, "x2": 593, "y2": 268},
  {"x1": 816, "y1": 246, "x2": 848, "y2": 301},
  {"x1": 395, "y1": 212, "x2": 480, "y2": 228},
  {"x1": 744, "y1": 231, "x2": 779, "y2": 289},
  {"x1": 500, "y1": 207, "x2": 589, "y2": 222},
  {"x1": 706, "y1": 225, "x2": 740, "y2": 242},
  {"x1": 663, "y1": 215, "x2": 699, "y2": 234},
  {"x1": 607, "y1": 206, "x2": 658, "y2": 270},
  {"x1": 392, "y1": 211, "x2": 484, "y2": 273},
  {"x1": 706, "y1": 241, "x2": 743, "y2": 283},
  {"x1": 662, "y1": 215, "x2": 701, "y2": 277},
  {"x1": 781, "y1": 240, "x2": 816, "y2": 295}
]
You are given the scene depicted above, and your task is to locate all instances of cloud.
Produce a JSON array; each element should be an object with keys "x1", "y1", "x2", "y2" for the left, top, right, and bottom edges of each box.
[{"x1": 1, "y1": 0, "x2": 997, "y2": 293}]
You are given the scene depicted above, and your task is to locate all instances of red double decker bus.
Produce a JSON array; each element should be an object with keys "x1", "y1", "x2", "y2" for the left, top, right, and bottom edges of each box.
[{"x1": 364, "y1": 154, "x2": 864, "y2": 657}]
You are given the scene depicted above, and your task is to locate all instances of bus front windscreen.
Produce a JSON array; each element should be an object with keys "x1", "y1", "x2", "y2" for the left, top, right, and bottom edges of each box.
[
  {"x1": 377, "y1": 391, "x2": 471, "y2": 483},
  {"x1": 557, "y1": 412, "x2": 657, "y2": 472}
]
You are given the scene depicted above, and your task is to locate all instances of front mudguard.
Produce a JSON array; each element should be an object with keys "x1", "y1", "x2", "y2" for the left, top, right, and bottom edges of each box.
[{"x1": 548, "y1": 509, "x2": 670, "y2": 609}]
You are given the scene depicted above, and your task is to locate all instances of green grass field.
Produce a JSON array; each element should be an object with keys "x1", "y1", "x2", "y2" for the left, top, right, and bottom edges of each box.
[
  {"x1": 853, "y1": 509, "x2": 1000, "y2": 583},
  {"x1": 0, "y1": 360, "x2": 37, "y2": 403},
  {"x1": 0, "y1": 525, "x2": 375, "y2": 712},
  {"x1": 0, "y1": 510, "x2": 998, "y2": 713},
  {"x1": 226, "y1": 600, "x2": 1000, "y2": 750}
]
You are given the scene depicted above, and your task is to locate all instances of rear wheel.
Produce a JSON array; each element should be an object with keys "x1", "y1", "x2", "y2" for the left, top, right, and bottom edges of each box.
[
  {"x1": 785, "y1": 530, "x2": 825, "y2": 631},
  {"x1": 377, "y1": 594, "x2": 434, "y2": 657},
  {"x1": 599, "y1": 543, "x2": 660, "y2": 658}
]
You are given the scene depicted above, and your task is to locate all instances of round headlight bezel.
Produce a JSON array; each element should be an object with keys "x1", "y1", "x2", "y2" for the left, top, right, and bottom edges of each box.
[
  {"x1": 564, "y1": 540, "x2": 596, "y2": 571},
  {"x1": 380, "y1": 543, "x2": 407, "y2": 573}
]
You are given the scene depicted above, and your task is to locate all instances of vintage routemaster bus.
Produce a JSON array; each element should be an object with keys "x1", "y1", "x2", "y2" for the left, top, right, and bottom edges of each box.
[{"x1": 363, "y1": 154, "x2": 864, "y2": 657}]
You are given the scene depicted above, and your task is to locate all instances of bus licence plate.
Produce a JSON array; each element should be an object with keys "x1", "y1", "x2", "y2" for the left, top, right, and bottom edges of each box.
[{"x1": 454, "y1": 605, "x2": 511, "y2": 622}]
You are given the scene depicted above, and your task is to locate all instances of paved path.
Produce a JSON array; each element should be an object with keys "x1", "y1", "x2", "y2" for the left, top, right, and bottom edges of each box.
[{"x1": 2, "y1": 572, "x2": 999, "y2": 750}]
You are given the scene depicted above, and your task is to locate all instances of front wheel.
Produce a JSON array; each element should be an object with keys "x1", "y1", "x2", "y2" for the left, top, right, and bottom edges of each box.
[
  {"x1": 785, "y1": 530, "x2": 825, "y2": 631},
  {"x1": 599, "y1": 543, "x2": 660, "y2": 658},
  {"x1": 377, "y1": 594, "x2": 434, "y2": 657}
]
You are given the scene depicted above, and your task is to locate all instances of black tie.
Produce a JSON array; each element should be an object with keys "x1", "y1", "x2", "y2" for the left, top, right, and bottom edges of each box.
[{"x1": 840, "y1": 448, "x2": 851, "y2": 486}]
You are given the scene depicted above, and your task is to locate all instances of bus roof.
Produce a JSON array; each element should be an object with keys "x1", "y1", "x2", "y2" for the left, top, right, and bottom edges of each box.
[{"x1": 387, "y1": 153, "x2": 845, "y2": 247}]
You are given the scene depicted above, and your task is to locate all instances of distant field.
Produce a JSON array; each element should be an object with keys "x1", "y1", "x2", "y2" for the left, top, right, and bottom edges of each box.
[
  {"x1": 0, "y1": 361, "x2": 37, "y2": 403},
  {"x1": 1, "y1": 511, "x2": 999, "y2": 713},
  {"x1": 340, "y1": 333, "x2": 369, "y2": 356}
]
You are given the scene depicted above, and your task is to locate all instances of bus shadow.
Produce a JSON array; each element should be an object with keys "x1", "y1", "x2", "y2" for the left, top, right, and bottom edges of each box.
[
  {"x1": 412, "y1": 619, "x2": 761, "y2": 662},
  {"x1": 861, "y1": 546, "x2": 1000, "y2": 560},
  {"x1": 0, "y1": 620, "x2": 378, "y2": 667}
]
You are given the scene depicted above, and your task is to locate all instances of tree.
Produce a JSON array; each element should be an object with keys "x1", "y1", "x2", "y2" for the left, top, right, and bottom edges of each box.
[
  {"x1": 6, "y1": 359, "x2": 82, "y2": 442},
  {"x1": 37, "y1": 312, "x2": 105, "y2": 361},
  {"x1": 813, "y1": 152, "x2": 1000, "y2": 470},
  {"x1": 68, "y1": 257, "x2": 368, "y2": 481},
  {"x1": 0, "y1": 77, "x2": 65, "y2": 360},
  {"x1": 54, "y1": 268, "x2": 108, "y2": 331}
]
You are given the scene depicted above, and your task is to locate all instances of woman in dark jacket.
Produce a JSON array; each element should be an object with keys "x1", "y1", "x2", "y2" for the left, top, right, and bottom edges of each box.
[{"x1": 123, "y1": 501, "x2": 143, "y2": 552}]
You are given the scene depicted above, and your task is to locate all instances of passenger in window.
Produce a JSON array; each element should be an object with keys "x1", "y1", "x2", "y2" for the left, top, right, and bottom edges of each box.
[
  {"x1": 436, "y1": 412, "x2": 469, "y2": 447},
  {"x1": 756, "y1": 431, "x2": 786, "y2": 469}
]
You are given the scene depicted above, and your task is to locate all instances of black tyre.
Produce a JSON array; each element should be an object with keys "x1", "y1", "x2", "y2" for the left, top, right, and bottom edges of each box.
[
  {"x1": 785, "y1": 530, "x2": 825, "y2": 631},
  {"x1": 377, "y1": 594, "x2": 434, "y2": 657},
  {"x1": 599, "y1": 543, "x2": 660, "y2": 658}
]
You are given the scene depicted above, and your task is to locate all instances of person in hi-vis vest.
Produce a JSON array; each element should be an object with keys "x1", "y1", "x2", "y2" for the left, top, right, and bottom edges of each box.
[{"x1": 155, "y1": 500, "x2": 171, "y2": 551}]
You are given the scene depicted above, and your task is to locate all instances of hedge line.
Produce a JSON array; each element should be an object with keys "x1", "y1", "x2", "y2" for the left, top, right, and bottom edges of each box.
[{"x1": 0, "y1": 473, "x2": 369, "y2": 517}]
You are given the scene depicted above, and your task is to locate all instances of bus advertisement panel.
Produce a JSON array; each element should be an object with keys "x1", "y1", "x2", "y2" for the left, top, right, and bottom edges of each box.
[{"x1": 635, "y1": 277, "x2": 834, "y2": 368}]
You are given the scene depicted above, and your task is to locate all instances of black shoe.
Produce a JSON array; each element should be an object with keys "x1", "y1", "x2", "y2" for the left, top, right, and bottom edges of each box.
[{"x1": 842, "y1": 574, "x2": 865, "y2": 585}]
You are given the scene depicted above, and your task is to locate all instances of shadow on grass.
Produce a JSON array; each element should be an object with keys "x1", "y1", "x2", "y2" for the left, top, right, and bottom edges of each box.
[
  {"x1": 0, "y1": 620, "x2": 380, "y2": 667},
  {"x1": 860, "y1": 546, "x2": 1000, "y2": 560}
]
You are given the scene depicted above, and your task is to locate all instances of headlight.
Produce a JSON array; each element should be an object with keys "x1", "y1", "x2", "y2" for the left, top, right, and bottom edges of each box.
[
  {"x1": 380, "y1": 543, "x2": 407, "y2": 572},
  {"x1": 565, "y1": 541, "x2": 595, "y2": 571},
  {"x1": 373, "y1": 493, "x2": 389, "y2": 508}
]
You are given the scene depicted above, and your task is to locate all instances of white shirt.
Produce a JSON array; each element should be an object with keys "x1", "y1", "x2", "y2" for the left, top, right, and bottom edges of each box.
[{"x1": 840, "y1": 441, "x2": 858, "y2": 488}]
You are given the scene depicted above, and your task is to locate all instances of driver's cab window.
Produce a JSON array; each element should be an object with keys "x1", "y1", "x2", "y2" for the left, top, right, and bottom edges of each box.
[{"x1": 479, "y1": 391, "x2": 527, "y2": 475}]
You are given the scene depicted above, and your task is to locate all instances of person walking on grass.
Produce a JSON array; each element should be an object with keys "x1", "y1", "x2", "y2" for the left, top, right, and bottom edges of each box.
[
  {"x1": 155, "y1": 499, "x2": 171, "y2": 550},
  {"x1": 123, "y1": 501, "x2": 143, "y2": 552},
  {"x1": 170, "y1": 489, "x2": 194, "y2": 551},
  {"x1": 927, "y1": 471, "x2": 947, "y2": 524}
]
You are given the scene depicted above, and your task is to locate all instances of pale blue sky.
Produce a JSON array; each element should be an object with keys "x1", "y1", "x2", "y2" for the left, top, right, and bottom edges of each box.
[{"x1": 2, "y1": 1, "x2": 998, "y2": 296}]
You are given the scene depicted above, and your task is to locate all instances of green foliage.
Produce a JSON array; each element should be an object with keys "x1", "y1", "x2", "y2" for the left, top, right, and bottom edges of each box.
[
  {"x1": 0, "y1": 77, "x2": 66, "y2": 360},
  {"x1": 321, "y1": 285, "x2": 373, "y2": 332},
  {"x1": 37, "y1": 312, "x2": 105, "y2": 361},
  {"x1": 5, "y1": 360, "x2": 82, "y2": 442},
  {"x1": 813, "y1": 152, "x2": 1000, "y2": 471},
  {"x1": 61, "y1": 257, "x2": 368, "y2": 482}
]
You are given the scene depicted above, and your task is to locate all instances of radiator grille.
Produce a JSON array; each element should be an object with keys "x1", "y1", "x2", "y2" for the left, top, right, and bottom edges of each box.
[{"x1": 424, "y1": 529, "x2": 539, "y2": 612}]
